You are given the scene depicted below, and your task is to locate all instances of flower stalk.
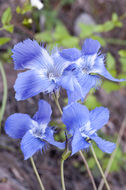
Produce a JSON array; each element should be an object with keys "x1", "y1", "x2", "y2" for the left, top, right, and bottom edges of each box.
[
  {"x1": 0, "y1": 62, "x2": 8, "y2": 130},
  {"x1": 60, "y1": 158, "x2": 65, "y2": 190},
  {"x1": 79, "y1": 150, "x2": 97, "y2": 190},
  {"x1": 30, "y1": 157, "x2": 45, "y2": 190},
  {"x1": 53, "y1": 93, "x2": 63, "y2": 115},
  {"x1": 53, "y1": 94, "x2": 68, "y2": 190},
  {"x1": 61, "y1": 149, "x2": 71, "y2": 190},
  {"x1": 91, "y1": 146, "x2": 111, "y2": 190}
]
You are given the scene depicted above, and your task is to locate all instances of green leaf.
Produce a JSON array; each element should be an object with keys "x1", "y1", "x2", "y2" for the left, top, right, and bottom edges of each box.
[
  {"x1": 118, "y1": 50, "x2": 126, "y2": 57},
  {"x1": 93, "y1": 21, "x2": 115, "y2": 33},
  {"x1": 93, "y1": 24, "x2": 104, "y2": 32},
  {"x1": 94, "y1": 145, "x2": 104, "y2": 159},
  {"x1": 102, "y1": 21, "x2": 115, "y2": 32},
  {"x1": 0, "y1": 48, "x2": 12, "y2": 63},
  {"x1": 106, "y1": 52, "x2": 116, "y2": 70},
  {"x1": 79, "y1": 13, "x2": 122, "y2": 39},
  {"x1": 112, "y1": 13, "x2": 118, "y2": 22},
  {"x1": 53, "y1": 24, "x2": 69, "y2": 40},
  {"x1": 115, "y1": 21, "x2": 122, "y2": 27},
  {"x1": 88, "y1": 158, "x2": 96, "y2": 169},
  {"x1": 16, "y1": 3, "x2": 32, "y2": 15},
  {"x1": 102, "y1": 81, "x2": 120, "y2": 93},
  {"x1": 3, "y1": 24, "x2": 14, "y2": 33},
  {"x1": 79, "y1": 24, "x2": 95, "y2": 38},
  {"x1": 85, "y1": 95, "x2": 101, "y2": 110},
  {"x1": 35, "y1": 31, "x2": 52, "y2": 43},
  {"x1": 22, "y1": 18, "x2": 32, "y2": 25},
  {"x1": 21, "y1": 4, "x2": 32, "y2": 14},
  {"x1": 112, "y1": 13, "x2": 122, "y2": 27},
  {"x1": 2, "y1": 7, "x2": 12, "y2": 25},
  {"x1": 102, "y1": 148, "x2": 122, "y2": 172},
  {"x1": 54, "y1": 130, "x2": 66, "y2": 141},
  {"x1": 43, "y1": 10, "x2": 59, "y2": 29},
  {"x1": 119, "y1": 58, "x2": 126, "y2": 72},
  {"x1": 0, "y1": 37, "x2": 11, "y2": 46},
  {"x1": 61, "y1": 36, "x2": 79, "y2": 48},
  {"x1": 109, "y1": 160, "x2": 119, "y2": 172},
  {"x1": 118, "y1": 74, "x2": 126, "y2": 87},
  {"x1": 16, "y1": 6, "x2": 21, "y2": 14},
  {"x1": 115, "y1": 148, "x2": 122, "y2": 159}
]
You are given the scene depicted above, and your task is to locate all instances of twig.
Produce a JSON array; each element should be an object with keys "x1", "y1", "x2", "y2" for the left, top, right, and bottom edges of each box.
[{"x1": 79, "y1": 151, "x2": 97, "y2": 190}]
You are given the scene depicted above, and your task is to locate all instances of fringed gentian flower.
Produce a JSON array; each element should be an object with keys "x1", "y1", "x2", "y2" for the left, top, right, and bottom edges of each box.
[
  {"x1": 62, "y1": 102, "x2": 116, "y2": 155},
  {"x1": 59, "y1": 39, "x2": 125, "y2": 103},
  {"x1": 5, "y1": 100, "x2": 65, "y2": 160},
  {"x1": 12, "y1": 39, "x2": 71, "y2": 101},
  {"x1": 60, "y1": 63, "x2": 100, "y2": 103},
  {"x1": 60, "y1": 38, "x2": 125, "y2": 82}
]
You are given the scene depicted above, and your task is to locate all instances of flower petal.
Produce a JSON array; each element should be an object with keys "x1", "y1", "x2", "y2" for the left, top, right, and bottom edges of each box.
[
  {"x1": 60, "y1": 66, "x2": 84, "y2": 103},
  {"x1": 21, "y1": 131, "x2": 46, "y2": 160},
  {"x1": 66, "y1": 83, "x2": 84, "y2": 104},
  {"x1": 79, "y1": 74, "x2": 101, "y2": 101},
  {"x1": 100, "y1": 68, "x2": 125, "y2": 82},
  {"x1": 5, "y1": 113, "x2": 32, "y2": 139},
  {"x1": 30, "y1": 0, "x2": 44, "y2": 10},
  {"x1": 14, "y1": 70, "x2": 55, "y2": 100},
  {"x1": 12, "y1": 39, "x2": 53, "y2": 70},
  {"x1": 43, "y1": 127, "x2": 65, "y2": 149},
  {"x1": 59, "y1": 48, "x2": 81, "y2": 61},
  {"x1": 62, "y1": 102, "x2": 89, "y2": 135},
  {"x1": 71, "y1": 130, "x2": 90, "y2": 155},
  {"x1": 91, "y1": 135, "x2": 116, "y2": 154},
  {"x1": 92, "y1": 56, "x2": 125, "y2": 82},
  {"x1": 33, "y1": 100, "x2": 52, "y2": 124},
  {"x1": 89, "y1": 107, "x2": 109, "y2": 131},
  {"x1": 82, "y1": 39, "x2": 101, "y2": 55},
  {"x1": 52, "y1": 52, "x2": 72, "y2": 76}
]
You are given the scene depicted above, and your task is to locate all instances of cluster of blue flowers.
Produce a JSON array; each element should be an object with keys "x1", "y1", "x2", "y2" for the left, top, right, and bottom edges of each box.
[{"x1": 5, "y1": 38, "x2": 125, "y2": 160}]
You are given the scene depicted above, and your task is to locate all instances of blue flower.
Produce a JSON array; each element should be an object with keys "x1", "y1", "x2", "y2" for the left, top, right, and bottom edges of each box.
[
  {"x1": 60, "y1": 38, "x2": 125, "y2": 82},
  {"x1": 60, "y1": 64, "x2": 101, "y2": 104},
  {"x1": 5, "y1": 100, "x2": 65, "y2": 160},
  {"x1": 62, "y1": 102, "x2": 116, "y2": 155},
  {"x1": 12, "y1": 39, "x2": 71, "y2": 100}
]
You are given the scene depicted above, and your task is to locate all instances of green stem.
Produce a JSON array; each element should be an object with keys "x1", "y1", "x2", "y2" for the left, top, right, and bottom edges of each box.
[
  {"x1": 53, "y1": 94, "x2": 66, "y2": 190},
  {"x1": 91, "y1": 146, "x2": 111, "y2": 190},
  {"x1": 53, "y1": 93, "x2": 63, "y2": 115},
  {"x1": 98, "y1": 116, "x2": 126, "y2": 190},
  {"x1": 79, "y1": 151, "x2": 97, "y2": 190},
  {"x1": 0, "y1": 62, "x2": 8, "y2": 129},
  {"x1": 61, "y1": 158, "x2": 66, "y2": 190},
  {"x1": 30, "y1": 157, "x2": 45, "y2": 190}
]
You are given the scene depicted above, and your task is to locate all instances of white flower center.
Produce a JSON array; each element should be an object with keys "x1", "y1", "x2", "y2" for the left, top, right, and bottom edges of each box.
[
  {"x1": 79, "y1": 121, "x2": 96, "y2": 138},
  {"x1": 48, "y1": 73, "x2": 57, "y2": 82},
  {"x1": 30, "y1": 120, "x2": 47, "y2": 139},
  {"x1": 82, "y1": 54, "x2": 97, "y2": 73}
]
